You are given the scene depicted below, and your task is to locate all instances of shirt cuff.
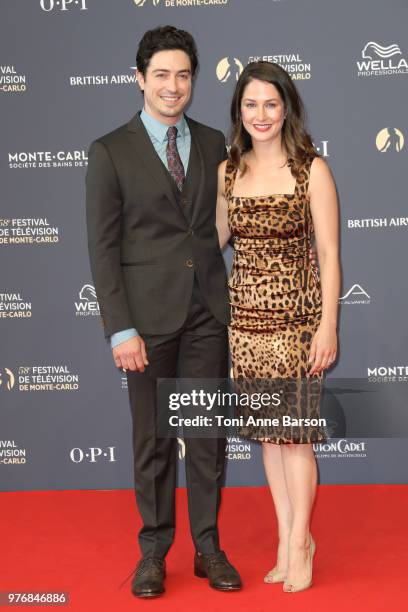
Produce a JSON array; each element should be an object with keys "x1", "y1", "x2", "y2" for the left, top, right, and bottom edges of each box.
[{"x1": 110, "y1": 328, "x2": 138, "y2": 349}]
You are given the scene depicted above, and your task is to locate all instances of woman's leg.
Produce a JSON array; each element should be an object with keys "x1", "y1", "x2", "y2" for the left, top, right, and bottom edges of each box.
[
  {"x1": 281, "y1": 443, "x2": 317, "y2": 586},
  {"x1": 262, "y1": 442, "x2": 292, "y2": 575}
]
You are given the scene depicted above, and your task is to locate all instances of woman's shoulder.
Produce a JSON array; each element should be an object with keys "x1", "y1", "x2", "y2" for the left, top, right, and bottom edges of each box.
[
  {"x1": 309, "y1": 156, "x2": 335, "y2": 194},
  {"x1": 309, "y1": 155, "x2": 332, "y2": 178}
]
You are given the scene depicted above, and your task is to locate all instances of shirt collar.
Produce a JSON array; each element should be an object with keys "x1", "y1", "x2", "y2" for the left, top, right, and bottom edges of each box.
[{"x1": 141, "y1": 108, "x2": 187, "y2": 144}]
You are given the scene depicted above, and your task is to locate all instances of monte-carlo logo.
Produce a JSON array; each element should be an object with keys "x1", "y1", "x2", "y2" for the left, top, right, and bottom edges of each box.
[
  {"x1": 0, "y1": 440, "x2": 28, "y2": 466},
  {"x1": 217, "y1": 51, "x2": 312, "y2": 84},
  {"x1": 0, "y1": 217, "x2": 60, "y2": 246},
  {"x1": 0, "y1": 66, "x2": 27, "y2": 94},
  {"x1": 40, "y1": 0, "x2": 88, "y2": 11},
  {"x1": 8, "y1": 150, "x2": 88, "y2": 169},
  {"x1": 0, "y1": 292, "x2": 32, "y2": 319},
  {"x1": 10, "y1": 365, "x2": 80, "y2": 392},
  {"x1": 133, "y1": 0, "x2": 230, "y2": 7},
  {"x1": 226, "y1": 437, "x2": 251, "y2": 461},
  {"x1": 367, "y1": 365, "x2": 408, "y2": 383},
  {"x1": 357, "y1": 41, "x2": 408, "y2": 77}
]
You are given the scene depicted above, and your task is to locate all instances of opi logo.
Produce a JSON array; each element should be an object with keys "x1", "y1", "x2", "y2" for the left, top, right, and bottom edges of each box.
[
  {"x1": 70, "y1": 447, "x2": 117, "y2": 463},
  {"x1": 40, "y1": 0, "x2": 88, "y2": 11}
]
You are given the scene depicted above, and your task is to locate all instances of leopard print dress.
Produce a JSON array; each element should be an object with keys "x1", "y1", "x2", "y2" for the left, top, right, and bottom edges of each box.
[{"x1": 226, "y1": 156, "x2": 327, "y2": 444}]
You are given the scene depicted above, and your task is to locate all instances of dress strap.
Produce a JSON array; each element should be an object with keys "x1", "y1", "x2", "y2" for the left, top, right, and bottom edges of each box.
[
  {"x1": 294, "y1": 156, "x2": 316, "y2": 268},
  {"x1": 224, "y1": 158, "x2": 238, "y2": 200},
  {"x1": 294, "y1": 156, "x2": 315, "y2": 200}
]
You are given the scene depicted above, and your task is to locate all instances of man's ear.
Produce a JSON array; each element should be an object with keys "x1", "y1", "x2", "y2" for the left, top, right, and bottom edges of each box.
[{"x1": 136, "y1": 70, "x2": 144, "y2": 92}]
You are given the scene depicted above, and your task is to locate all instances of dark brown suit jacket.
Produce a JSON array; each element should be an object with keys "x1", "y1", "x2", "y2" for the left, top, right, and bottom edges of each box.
[{"x1": 86, "y1": 112, "x2": 229, "y2": 337}]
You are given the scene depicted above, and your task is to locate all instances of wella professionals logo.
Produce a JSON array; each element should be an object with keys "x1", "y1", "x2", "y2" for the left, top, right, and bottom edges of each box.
[
  {"x1": 74, "y1": 284, "x2": 100, "y2": 317},
  {"x1": 339, "y1": 284, "x2": 370, "y2": 305},
  {"x1": 376, "y1": 128, "x2": 404, "y2": 153},
  {"x1": 40, "y1": 0, "x2": 88, "y2": 11},
  {"x1": 357, "y1": 41, "x2": 408, "y2": 77},
  {"x1": 363, "y1": 41, "x2": 401, "y2": 59},
  {"x1": 216, "y1": 57, "x2": 243, "y2": 83}
]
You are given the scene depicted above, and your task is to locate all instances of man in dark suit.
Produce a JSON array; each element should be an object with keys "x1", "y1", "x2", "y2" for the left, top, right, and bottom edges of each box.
[{"x1": 86, "y1": 26, "x2": 241, "y2": 598}]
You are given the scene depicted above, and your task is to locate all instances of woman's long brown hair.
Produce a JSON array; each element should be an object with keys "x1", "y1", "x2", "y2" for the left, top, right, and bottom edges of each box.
[{"x1": 230, "y1": 61, "x2": 318, "y2": 178}]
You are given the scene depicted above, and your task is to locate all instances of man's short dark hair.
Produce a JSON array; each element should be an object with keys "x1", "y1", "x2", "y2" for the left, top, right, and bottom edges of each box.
[{"x1": 136, "y1": 25, "x2": 199, "y2": 76}]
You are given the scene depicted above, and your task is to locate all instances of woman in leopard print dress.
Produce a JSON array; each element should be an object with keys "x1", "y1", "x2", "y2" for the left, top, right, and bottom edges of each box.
[{"x1": 216, "y1": 62, "x2": 340, "y2": 593}]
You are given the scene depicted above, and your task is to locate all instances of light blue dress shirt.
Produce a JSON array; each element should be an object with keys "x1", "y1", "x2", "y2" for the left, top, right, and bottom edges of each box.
[{"x1": 110, "y1": 109, "x2": 191, "y2": 349}]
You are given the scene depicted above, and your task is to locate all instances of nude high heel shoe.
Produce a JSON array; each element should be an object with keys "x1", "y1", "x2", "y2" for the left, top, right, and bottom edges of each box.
[
  {"x1": 283, "y1": 536, "x2": 316, "y2": 593},
  {"x1": 264, "y1": 566, "x2": 287, "y2": 584}
]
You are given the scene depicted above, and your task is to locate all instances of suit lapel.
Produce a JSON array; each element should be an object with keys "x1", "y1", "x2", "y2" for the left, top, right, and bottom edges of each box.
[{"x1": 126, "y1": 112, "x2": 183, "y2": 217}]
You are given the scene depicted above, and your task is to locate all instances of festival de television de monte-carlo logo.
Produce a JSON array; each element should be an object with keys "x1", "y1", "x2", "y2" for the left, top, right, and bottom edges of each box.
[
  {"x1": 133, "y1": 0, "x2": 231, "y2": 7},
  {"x1": 357, "y1": 41, "x2": 408, "y2": 77}
]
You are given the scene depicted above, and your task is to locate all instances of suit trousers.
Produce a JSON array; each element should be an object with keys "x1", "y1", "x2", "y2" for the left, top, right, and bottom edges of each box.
[{"x1": 126, "y1": 279, "x2": 228, "y2": 558}]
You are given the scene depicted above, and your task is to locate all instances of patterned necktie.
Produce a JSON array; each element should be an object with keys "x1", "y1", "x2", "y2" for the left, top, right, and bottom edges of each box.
[{"x1": 166, "y1": 126, "x2": 185, "y2": 191}]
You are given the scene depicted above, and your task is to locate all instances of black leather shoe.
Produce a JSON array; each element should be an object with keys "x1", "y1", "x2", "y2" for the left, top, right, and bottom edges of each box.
[
  {"x1": 131, "y1": 557, "x2": 165, "y2": 598},
  {"x1": 194, "y1": 550, "x2": 242, "y2": 591}
]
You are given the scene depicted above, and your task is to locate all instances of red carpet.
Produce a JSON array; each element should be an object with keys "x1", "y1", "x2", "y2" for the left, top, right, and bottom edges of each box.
[{"x1": 1, "y1": 486, "x2": 407, "y2": 611}]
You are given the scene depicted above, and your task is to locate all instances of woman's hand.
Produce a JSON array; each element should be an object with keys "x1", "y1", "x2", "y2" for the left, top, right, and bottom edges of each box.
[{"x1": 308, "y1": 323, "x2": 337, "y2": 376}]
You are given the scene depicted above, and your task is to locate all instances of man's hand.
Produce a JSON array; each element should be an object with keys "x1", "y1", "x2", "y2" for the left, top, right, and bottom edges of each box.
[{"x1": 113, "y1": 336, "x2": 149, "y2": 373}]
